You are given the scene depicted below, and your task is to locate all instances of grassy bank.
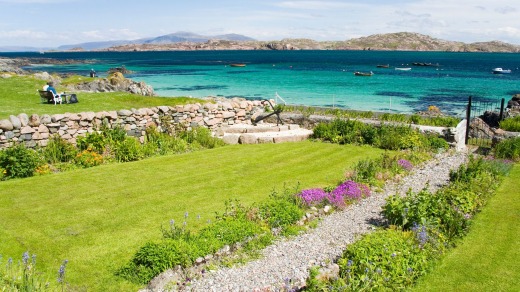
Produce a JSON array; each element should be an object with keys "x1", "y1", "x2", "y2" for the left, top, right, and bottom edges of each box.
[
  {"x1": 412, "y1": 164, "x2": 520, "y2": 291},
  {"x1": 0, "y1": 141, "x2": 384, "y2": 290},
  {"x1": 0, "y1": 75, "x2": 202, "y2": 119}
]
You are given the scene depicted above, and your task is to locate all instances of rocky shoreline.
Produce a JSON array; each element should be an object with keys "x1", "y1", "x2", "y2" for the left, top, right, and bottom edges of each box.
[
  {"x1": 142, "y1": 150, "x2": 469, "y2": 291},
  {"x1": 0, "y1": 57, "x2": 155, "y2": 96}
]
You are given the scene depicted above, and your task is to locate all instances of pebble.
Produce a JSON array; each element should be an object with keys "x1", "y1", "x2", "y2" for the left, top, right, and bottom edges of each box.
[{"x1": 145, "y1": 150, "x2": 469, "y2": 291}]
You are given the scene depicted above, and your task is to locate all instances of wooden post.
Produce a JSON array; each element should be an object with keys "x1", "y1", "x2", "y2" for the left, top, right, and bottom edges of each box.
[{"x1": 499, "y1": 98, "x2": 505, "y2": 121}]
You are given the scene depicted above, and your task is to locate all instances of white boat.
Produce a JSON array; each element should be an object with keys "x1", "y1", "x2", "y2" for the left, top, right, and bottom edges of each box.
[
  {"x1": 492, "y1": 68, "x2": 511, "y2": 74},
  {"x1": 395, "y1": 67, "x2": 411, "y2": 71}
]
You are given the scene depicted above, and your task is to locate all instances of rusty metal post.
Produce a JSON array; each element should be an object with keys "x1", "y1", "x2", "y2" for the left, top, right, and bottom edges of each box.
[
  {"x1": 499, "y1": 98, "x2": 505, "y2": 121},
  {"x1": 465, "y1": 96, "x2": 472, "y2": 145}
]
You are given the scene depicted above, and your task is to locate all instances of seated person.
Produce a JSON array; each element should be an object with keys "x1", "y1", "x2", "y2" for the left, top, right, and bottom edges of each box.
[
  {"x1": 43, "y1": 82, "x2": 49, "y2": 91},
  {"x1": 47, "y1": 82, "x2": 58, "y2": 95},
  {"x1": 46, "y1": 82, "x2": 63, "y2": 103}
]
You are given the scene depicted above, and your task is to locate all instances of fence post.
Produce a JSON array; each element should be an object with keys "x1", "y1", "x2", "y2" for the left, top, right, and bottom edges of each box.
[
  {"x1": 465, "y1": 96, "x2": 472, "y2": 145},
  {"x1": 499, "y1": 98, "x2": 505, "y2": 121}
]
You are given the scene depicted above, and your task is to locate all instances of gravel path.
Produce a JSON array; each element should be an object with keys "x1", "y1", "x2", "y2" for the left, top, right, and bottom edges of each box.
[{"x1": 150, "y1": 151, "x2": 468, "y2": 292}]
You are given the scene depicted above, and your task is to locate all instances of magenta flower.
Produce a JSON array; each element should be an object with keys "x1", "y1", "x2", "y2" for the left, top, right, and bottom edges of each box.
[
  {"x1": 298, "y1": 181, "x2": 371, "y2": 208},
  {"x1": 326, "y1": 192, "x2": 346, "y2": 207},
  {"x1": 332, "y1": 180, "x2": 370, "y2": 201},
  {"x1": 299, "y1": 188, "x2": 328, "y2": 206},
  {"x1": 398, "y1": 159, "x2": 413, "y2": 171}
]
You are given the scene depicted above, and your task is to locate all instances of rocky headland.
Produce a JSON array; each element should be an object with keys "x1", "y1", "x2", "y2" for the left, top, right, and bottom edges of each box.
[{"x1": 101, "y1": 32, "x2": 520, "y2": 53}]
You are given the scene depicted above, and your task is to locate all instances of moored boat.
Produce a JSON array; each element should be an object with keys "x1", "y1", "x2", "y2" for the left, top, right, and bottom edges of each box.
[
  {"x1": 354, "y1": 71, "x2": 374, "y2": 76},
  {"x1": 395, "y1": 67, "x2": 412, "y2": 71},
  {"x1": 376, "y1": 64, "x2": 390, "y2": 68},
  {"x1": 230, "y1": 63, "x2": 246, "y2": 67},
  {"x1": 492, "y1": 68, "x2": 511, "y2": 74}
]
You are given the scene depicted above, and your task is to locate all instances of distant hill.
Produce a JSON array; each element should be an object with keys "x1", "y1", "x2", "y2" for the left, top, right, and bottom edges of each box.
[
  {"x1": 335, "y1": 32, "x2": 520, "y2": 52},
  {"x1": 56, "y1": 32, "x2": 255, "y2": 51},
  {"x1": 2, "y1": 31, "x2": 519, "y2": 53},
  {"x1": 100, "y1": 32, "x2": 520, "y2": 53}
]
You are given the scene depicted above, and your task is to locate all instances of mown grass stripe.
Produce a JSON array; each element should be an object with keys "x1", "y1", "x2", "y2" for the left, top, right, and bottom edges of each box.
[
  {"x1": 0, "y1": 141, "x2": 383, "y2": 291},
  {"x1": 412, "y1": 164, "x2": 520, "y2": 291}
]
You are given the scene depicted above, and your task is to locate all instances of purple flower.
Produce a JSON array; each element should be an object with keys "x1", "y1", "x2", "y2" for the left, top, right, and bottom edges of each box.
[
  {"x1": 298, "y1": 188, "x2": 328, "y2": 206},
  {"x1": 22, "y1": 251, "x2": 29, "y2": 266},
  {"x1": 57, "y1": 259, "x2": 68, "y2": 283},
  {"x1": 398, "y1": 159, "x2": 413, "y2": 171},
  {"x1": 418, "y1": 226, "x2": 428, "y2": 246},
  {"x1": 326, "y1": 192, "x2": 346, "y2": 207},
  {"x1": 332, "y1": 180, "x2": 371, "y2": 201},
  {"x1": 298, "y1": 181, "x2": 370, "y2": 208}
]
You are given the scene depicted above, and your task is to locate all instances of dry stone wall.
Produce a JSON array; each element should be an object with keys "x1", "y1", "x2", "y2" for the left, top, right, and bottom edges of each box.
[{"x1": 0, "y1": 98, "x2": 272, "y2": 149}]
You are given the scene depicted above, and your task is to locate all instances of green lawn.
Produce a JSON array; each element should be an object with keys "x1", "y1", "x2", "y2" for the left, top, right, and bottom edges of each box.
[
  {"x1": 0, "y1": 75, "x2": 204, "y2": 119},
  {"x1": 0, "y1": 141, "x2": 384, "y2": 290},
  {"x1": 412, "y1": 164, "x2": 520, "y2": 292}
]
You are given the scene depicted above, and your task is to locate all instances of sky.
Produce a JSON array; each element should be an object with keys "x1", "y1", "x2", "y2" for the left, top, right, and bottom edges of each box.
[{"x1": 1, "y1": 0, "x2": 519, "y2": 48}]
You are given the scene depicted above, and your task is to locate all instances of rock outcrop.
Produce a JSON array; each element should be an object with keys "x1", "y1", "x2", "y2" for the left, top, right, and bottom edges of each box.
[
  {"x1": 64, "y1": 72, "x2": 155, "y2": 96},
  {"x1": 507, "y1": 94, "x2": 520, "y2": 117}
]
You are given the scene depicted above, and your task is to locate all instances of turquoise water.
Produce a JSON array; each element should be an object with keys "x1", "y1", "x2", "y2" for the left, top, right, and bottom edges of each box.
[{"x1": 4, "y1": 50, "x2": 519, "y2": 116}]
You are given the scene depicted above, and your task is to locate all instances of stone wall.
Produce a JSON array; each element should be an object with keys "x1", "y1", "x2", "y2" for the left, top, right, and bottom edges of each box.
[{"x1": 0, "y1": 98, "x2": 272, "y2": 149}]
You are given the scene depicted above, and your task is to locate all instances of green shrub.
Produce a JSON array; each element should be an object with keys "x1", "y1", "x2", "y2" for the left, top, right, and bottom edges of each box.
[
  {"x1": 103, "y1": 126, "x2": 127, "y2": 144},
  {"x1": 313, "y1": 119, "x2": 442, "y2": 151},
  {"x1": 352, "y1": 158, "x2": 381, "y2": 186},
  {"x1": 42, "y1": 134, "x2": 77, "y2": 164},
  {"x1": 312, "y1": 119, "x2": 369, "y2": 144},
  {"x1": 426, "y1": 134, "x2": 450, "y2": 151},
  {"x1": 307, "y1": 228, "x2": 446, "y2": 291},
  {"x1": 198, "y1": 217, "x2": 263, "y2": 247},
  {"x1": 181, "y1": 127, "x2": 225, "y2": 149},
  {"x1": 121, "y1": 199, "x2": 266, "y2": 285},
  {"x1": 76, "y1": 132, "x2": 107, "y2": 154},
  {"x1": 118, "y1": 239, "x2": 207, "y2": 284},
  {"x1": 0, "y1": 144, "x2": 41, "y2": 179},
  {"x1": 74, "y1": 148, "x2": 103, "y2": 168},
  {"x1": 494, "y1": 136, "x2": 520, "y2": 161},
  {"x1": 258, "y1": 199, "x2": 303, "y2": 229},
  {"x1": 383, "y1": 189, "x2": 469, "y2": 240},
  {"x1": 350, "y1": 152, "x2": 424, "y2": 188},
  {"x1": 499, "y1": 116, "x2": 520, "y2": 132},
  {"x1": 145, "y1": 127, "x2": 189, "y2": 155},
  {"x1": 76, "y1": 126, "x2": 127, "y2": 155},
  {"x1": 384, "y1": 156, "x2": 511, "y2": 241},
  {"x1": 449, "y1": 156, "x2": 501, "y2": 185},
  {"x1": 114, "y1": 137, "x2": 143, "y2": 162}
]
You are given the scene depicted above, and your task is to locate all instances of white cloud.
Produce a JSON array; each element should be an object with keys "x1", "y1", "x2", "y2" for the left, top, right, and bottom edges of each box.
[
  {"x1": 0, "y1": 30, "x2": 48, "y2": 39},
  {"x1": 81, "y1": 29, "x2": 142, "y2": 41},
  {"x1": 276, "y1": 1, "x2": 351, "y2": 10},
  {"x1": 497, "y1": 27, "x2": 520, "y2": 37},
  {"x1": 495, "y1": 6, "x2": 517, "y2": 14}
]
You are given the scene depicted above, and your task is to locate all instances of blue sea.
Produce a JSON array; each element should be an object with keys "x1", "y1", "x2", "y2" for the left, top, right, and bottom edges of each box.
[{"x1": 2, "y1": 50, "x2": 519, "y2": 116}]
